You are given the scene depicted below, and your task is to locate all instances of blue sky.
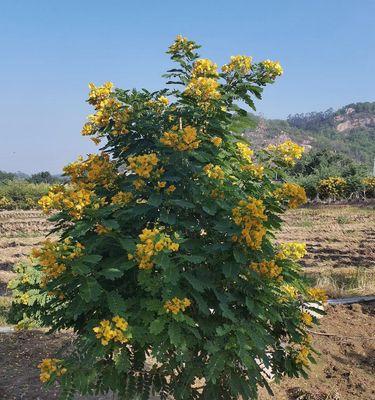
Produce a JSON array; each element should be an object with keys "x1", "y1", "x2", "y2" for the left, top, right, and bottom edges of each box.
[{"x1": 1, "y1": 0, "x2": 374, "y2": 173}]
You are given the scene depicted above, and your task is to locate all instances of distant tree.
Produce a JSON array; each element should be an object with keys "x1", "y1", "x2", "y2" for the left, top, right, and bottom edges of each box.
[
  {"x1": 28, "y1": 171, "x2": 56, "y2": 184},
  {"x1": 0, "y1": 170, "x2": 16, "y2": 182}
]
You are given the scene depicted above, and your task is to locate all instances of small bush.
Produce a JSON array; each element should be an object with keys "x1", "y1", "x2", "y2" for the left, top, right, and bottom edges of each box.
[{"x1": 10, "y1": 36, "x2": 325, "y2": 400}]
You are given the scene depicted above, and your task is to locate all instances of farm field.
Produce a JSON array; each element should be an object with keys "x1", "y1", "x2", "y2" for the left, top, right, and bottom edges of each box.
[{"x1": 0, "y1": 205, "x2": 374, "y2": 399}]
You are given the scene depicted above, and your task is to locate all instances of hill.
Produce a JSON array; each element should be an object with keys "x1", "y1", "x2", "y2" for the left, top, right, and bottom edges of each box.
[{"x1": 237, "y1": 102, "x2": 375, "y2": 168}]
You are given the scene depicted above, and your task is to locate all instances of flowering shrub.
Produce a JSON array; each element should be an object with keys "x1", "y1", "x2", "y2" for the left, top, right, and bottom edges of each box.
[
  {"x1": 318, "y1": 176, "x2": 347, "y2": 200},
  {"x1": 10, "y1": 35, "x2": 325, "y2": 399}
]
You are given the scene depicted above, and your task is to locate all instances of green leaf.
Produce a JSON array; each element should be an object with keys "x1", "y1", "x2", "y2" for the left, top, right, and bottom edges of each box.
[
  {"x1": 148, "y1": 193, "x2": 163, "y2": 207},
  {"x1": 222, "y1": 262, "x2": 240, "y2": 278},
  {"x1": 180, "y1": 254, "x2": 206, "y2": 264},
  {"x1": 233, "y1": 247, "x2": 247, "y2": 264},
  {"x1": 107, "y1": 291, "x2": 127, "y2": 315},
  {"x1": 169, "y1": 199, "x2": 195, "y2": 209},
  {"x1": 99, "y1": 268, "x2": 123, "y2": 280},
  {"x1": 79, "y1": 278, "x2": 102, "y2": 302},
  {"x1": 81, "y1": 254, "x2": 103, "y2": 264},
  {"x1": 71, "y1": 262, "x2": 91, "y2": 275},
  {"x1": 159, "y1": 210, "x2": 176, "y2": 225},
  {"x1": 203, "y1": 203, "x2": 217, "y2": 216},
  {"x1": 102, "y1": 219, "x2": 120, "y2": 230},
  {"x1": 183, "y1": 272, "x2": 206, "y2": 292},
  {"x1": 118, "y1": 238, "x2": 136, "y2": 252},
  {"x1": 149, "y1": 318, "x2": 166, "y2": 335}
]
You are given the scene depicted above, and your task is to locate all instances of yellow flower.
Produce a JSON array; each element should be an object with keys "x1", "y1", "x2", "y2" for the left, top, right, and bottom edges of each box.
[
  {"x1": 236, "y1": 142, "x2": 254, "y2": 162},
  {"x1": 111, "y1": 191, "x2": 133, "y2": 205},
  {"x1": 210, "y1": 136, "x2": 222, "y2": 147},
  {"x1": 133, "y1": 227, "x2": 179, "y2": 270},
  {"x1": 277, "y1": 242, "x2": 307, "y2": 260},
  {"x1": 274, "y1": 182, "x2": 307, "y2": 209},
  {"x1": 166, "y1": 185, "x2": 176, "y2": 194},
  {"x1": 167, "y1": 35, "x2": 197, "y2": 54},
  {"x1": 128, "y1": 153, "x2": 159, "y2": 178},
  {"x1": 307, "y1": 287, "x2": 328, "y2": 303},
  {"x1": 261, "y1": 60, "x2": 283, "y2": 78},
  {"x1": 295, "y1": 346, "x2": 310, "y2": 366},
  {"x1": 279, "y1": 284, "x2": 298, "y2": 302},
  {"x1": 158, "y1": 96, "x2": 169, "y2": 105},
  {"x1": 222, "y1": 55, "x2": 252, "y2": 74},
  {"x1": 203, "y1": 164, "x2": 224, "y2": 180},
  {"x1": 133, "y1": 179, "x2": 145, "y2": 190},
  {"x1": 87, "y1": 82, "x2": 114, "y2": 109},
  {"x1": 318, "y1": 177, "x2": 347, "y2": 198},
  {"x1": 192, "y1": 59, "x2": 219, "y2": 78},
  {"x1": 232, "y1": 197, "x2": 267, "y2": 249},
  {"x1": 164, "y1": 297, "x2": 191, "y2": 314},
  {"x1": 38, "y1": 358, "x2": 66, "y2": 383},
  {"x1": 160, "y1": 126, "x2": 200, "y2": 151},
  {"x1": 266, "y1": 140, "x2": 304, "y2": 166},
  {"x1": 93, "y1": 316, "x2": 130, "y2": 346},
  {"x1": 250, "y1": 260, "x2": 282, "y2": 279},
  {"x1": 184, "y1": 77, "x2": 221, "y2": 109},
  {"x1": 301, "y1": 311, "x2": 313, "y2": 326},
  {"x1": 95, "y1": 224, "x2": 111, "y2": 235}
]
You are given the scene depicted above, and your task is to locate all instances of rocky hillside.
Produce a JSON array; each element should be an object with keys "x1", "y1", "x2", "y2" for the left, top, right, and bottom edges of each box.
[{"x1": 239, "y1": 102, "x2": 375, "y2": 167}]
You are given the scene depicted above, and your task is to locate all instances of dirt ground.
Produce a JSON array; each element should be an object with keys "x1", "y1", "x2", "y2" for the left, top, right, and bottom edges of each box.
[
  {"x1": 0, "y1": 206, "x2": 374, "y2": 399},
  {"x1": 0, "y1": 302, "x2": 374, "y2": 400}
]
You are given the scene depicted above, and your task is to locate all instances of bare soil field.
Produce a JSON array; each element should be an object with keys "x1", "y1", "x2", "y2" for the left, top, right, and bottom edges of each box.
[{"x1": 0, "y1": 205, "x2": 374, "y2": 399}]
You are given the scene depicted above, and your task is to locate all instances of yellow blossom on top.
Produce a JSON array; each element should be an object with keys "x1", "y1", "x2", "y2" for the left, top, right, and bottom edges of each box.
[
  {"x1": 222, "y1": 55, "x2": 252, "y2": 74},
  {"x1": 164, "y1": 297, "x2": 191, "y2": 314},
  {"x1": 261, "y1": 60, "x2": 283, "y2": 78},
  {"x1": 266, "y1": 140, "x2": 304, "y2": 166},
  {"x1": 167, "y1": 35, "x2": 197, "y2": 54},
  {"x1": 301, "y1": 311, "x2": 313, "y2": 326},
  {"x1": 279, "y1": 284, "x2": 299, "y2": 302},
  {"x1": 158, "y1": 96, "x2": 169, "y2": 106},
  {"x1": 192, "y1": 59, "x2": 219, "y2": 78},
  {"x1": 184, "y1": 77, "x2": 221, "y2": 109},
  {"x1": 128, "y1": 153, "x2": 159, "y2": 178},
  {"x1": 87, "y1": 82, "x2": 113, "y2": 109}
]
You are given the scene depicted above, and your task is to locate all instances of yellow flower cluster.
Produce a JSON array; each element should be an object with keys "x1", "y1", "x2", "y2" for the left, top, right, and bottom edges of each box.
[
  {"x1": 261, "y1": 60, "x2": 283, "y2": 78},
  {"x1": 241, "y1": 163, "x2": 264, "y2": 179},
  {"x1": 192, "y1": 58, "x2": 219, "y2": 78},
  {"x1": 232, "y1": 197, "x2": 267, "y2": 249},
  {"x1": 164, "y1": 297, "x2": 191, "y2": 314},
  {"x1": 111, "y1": 191, "x2": 133, "y2": 205},
  {"x1": 266, "y1": 140, "x2": 304, "y2": 166},
  {"x1": 158, "y1": 96, "x2": 169, "y2": 106},
  {"x1": 279, "y1": 284, "x2": 298, "y2": 302},
  {"x1": 168, "y1": 34, "x2": 196, "y2": 54},
  {"x1": 39, "y1": 186, "x2": 104, "y2": 219},
  {"x1": 295, "y1": 345, "x2": 310, "y2": 366},
  {"x1": 166, "y1": 184, "x2": 176, "y2": 194},
  {"x1": 236, "y1": 142, "x2": 254, "y2": 162},
  {"x1": 203, "y1": 164, "x2": 225, "y2": 180},
  {"x1": 363, "y1": 176, "x2": 375, "y2": 189},
  {"x1": 88, "y1": 82, "x2": 113, "y2": 109},
  {"x1": 318, "y1": 177, "x2": 347, "y2": 198},
  {"x1": 134, "y1": 228, "x2": 179, "y2": 270},
  {"x1": 222, "y1": 55, "x2": 252, "y2": 74},
  {"x1": 83, "y1": 82, "x2": 130, "y2": 137},
  {"x1": 31, "y1": 238, "x2": 84, "y2": 285},
  {"x1": 128, "y1": 153, "x2": 159, "y2": 178},
  {"x1": 250, "y1": 260, "x2": 282, "y2": 279},
  {"x1": 38, "y1": 358, "x2": 67, "y2": 383},
  {"x1": 160, "y1": 126, "x2": 200, "y2": 151},
  {"x1": 301, "y1": 311, "x2": 313, "y2": 326},
  {"x1": 210, "y1": 136, "x2": 222, "y2": 147},
  {"x1": 307, "y1": 287, "x2": 328, "y2": 303},
  {"x1": 63, "y1": 153, "x2": 116, "y2": 189},
  {"x1": 93, "y1": 316, "x2": 130, "y2": 346},
  {"x1": 184, "y1": 77, "x2": 221, "y2": 109},
  {"x1": 210, "y1": 189, "x2": 224, "y2": 199},
  {"x1": 277, "y1": 242, "x2": 307, "y2": 260},
  {"x1": 274, "y1": 182, "x2": 307, "y2": 209}
]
